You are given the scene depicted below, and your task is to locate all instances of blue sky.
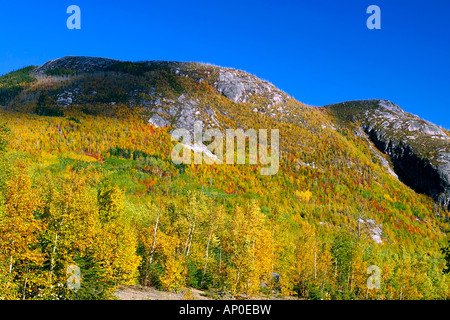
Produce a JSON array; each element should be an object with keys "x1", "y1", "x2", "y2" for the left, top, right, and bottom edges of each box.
[{"x1": 0, "y1": 0, "x2": 449, "y2": 128}]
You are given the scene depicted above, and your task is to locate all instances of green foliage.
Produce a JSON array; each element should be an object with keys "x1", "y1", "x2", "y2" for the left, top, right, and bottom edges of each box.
[
  {"x1": 0, "y1": 66, "x2": 37, "y2": 87},
  {"x1": 67, "y1": 117, "x2": 81, "y2": 124},
  {"x1": 331, "y1": 232, "x2": 356, "y2": 295},
  {"x1": 0, "y1": 122, "x2": 10, "y2": 153},
  {"x1": 35, "y1": 105, "x2": 64, "y2": 117},
  {"x1": 0, "y1": 66, "x2": 37, "y2": 105},
  {"x1": 45, "y1": 68, "x2": 77, "y2": 77},
  {"x1": 106, "y1": 61, "x2": 153, "y2": 76},
  {"x1": 35, "y1": 94, "x2": 64, "y2": 117}
]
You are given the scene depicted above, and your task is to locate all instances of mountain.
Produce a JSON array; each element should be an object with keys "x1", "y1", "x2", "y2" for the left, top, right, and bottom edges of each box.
[
  {"x1": 16, "y1": 56, "x2": 291, "y2": 130},
  {"x1": 0, "y1": 56, "x2": 449, "y2": 300}
]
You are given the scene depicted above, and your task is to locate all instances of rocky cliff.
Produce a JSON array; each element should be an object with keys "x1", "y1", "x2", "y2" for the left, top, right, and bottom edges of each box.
[{"x1": 327, "y1": 99, "x2": 450, "y2": 210}]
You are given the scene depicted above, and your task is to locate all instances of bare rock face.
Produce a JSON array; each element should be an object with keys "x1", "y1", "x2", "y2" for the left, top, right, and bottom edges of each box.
[
  {"x1": 149, "y1": 114, "x2": 170, "y2": 128},
  {"x1": 216, "y1": 71, "x2": 246, "y2": 102},
  {"x1": 214, "y1": 69, "x2": 289, "y2": 105},
  {"x1": 327, "y1": 99, "x2": 450, "y2": 210},
  {"x1": 131, "y1": 61, "x2": 291, "y2": 131}
]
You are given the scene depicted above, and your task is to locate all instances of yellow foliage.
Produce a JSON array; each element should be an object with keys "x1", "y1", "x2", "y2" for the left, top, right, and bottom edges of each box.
[
  {"x1": 158, "y1": 233, "x2": 186, "y2": 292},
  {"x1": 295, "y1": 190, "x2": 312, "y2": 202},
  {"x1": 62, "y1": 151, "x2": 98, "y2": 163}
]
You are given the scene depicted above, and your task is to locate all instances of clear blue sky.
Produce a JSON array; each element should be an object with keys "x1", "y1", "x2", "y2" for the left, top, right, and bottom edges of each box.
[{"x1": 0, "y1": 0, "x2": 449, "y2": 128}]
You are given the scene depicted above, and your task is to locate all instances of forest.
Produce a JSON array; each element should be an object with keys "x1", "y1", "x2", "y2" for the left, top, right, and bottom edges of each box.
[{"x1": 0, "y1": 62, "x2": 449, "y2": 300}]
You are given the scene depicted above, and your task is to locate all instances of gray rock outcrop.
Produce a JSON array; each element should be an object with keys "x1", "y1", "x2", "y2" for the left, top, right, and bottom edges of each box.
[{"x1": 327, "y1": 99, "x2": 450, "y2": 210}]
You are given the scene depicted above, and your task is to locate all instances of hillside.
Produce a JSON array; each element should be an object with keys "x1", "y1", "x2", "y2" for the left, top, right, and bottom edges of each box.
[{"x1": 0, "y1": 56, "x2": 449, "y2": 300}]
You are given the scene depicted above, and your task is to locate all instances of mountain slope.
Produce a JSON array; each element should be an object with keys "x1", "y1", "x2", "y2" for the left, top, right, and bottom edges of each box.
[
  {"x1": 0, "y1": 56, "x2": 449, "y2": 300},
  {"x1": 10, "y1": 56, "x2": 291, "y2": 131}
]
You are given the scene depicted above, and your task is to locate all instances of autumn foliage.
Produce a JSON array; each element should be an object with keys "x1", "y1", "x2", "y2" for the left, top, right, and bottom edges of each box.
[{"x1": 0, "y1": 97, "x2": 448, "y2": 300}]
